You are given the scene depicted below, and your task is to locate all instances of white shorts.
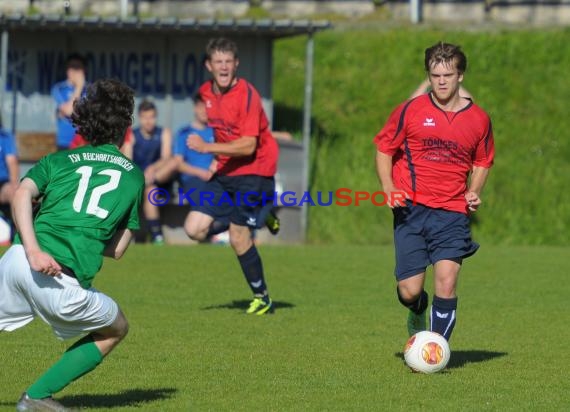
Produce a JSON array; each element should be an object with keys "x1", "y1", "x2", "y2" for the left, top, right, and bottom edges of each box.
[{"x1": 0, "y1": 245, "x2": 119, "y2": 340}]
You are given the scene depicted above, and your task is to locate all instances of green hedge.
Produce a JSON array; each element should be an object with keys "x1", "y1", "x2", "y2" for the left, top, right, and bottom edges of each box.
[{"x1": 272, "y1": 28, "x2": 570, "y2": 245}]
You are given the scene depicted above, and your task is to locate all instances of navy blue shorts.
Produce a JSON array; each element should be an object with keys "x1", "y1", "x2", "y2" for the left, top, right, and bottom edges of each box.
[
  {"x1": 392, "y1": 201, "x2": 479, "y2": 281},
  {"x1": 192, "y1": 174, "x2": 275, "y2": 229},
  {"x1": 179, "y1": 176, "x2": 209, "y2": 206}
]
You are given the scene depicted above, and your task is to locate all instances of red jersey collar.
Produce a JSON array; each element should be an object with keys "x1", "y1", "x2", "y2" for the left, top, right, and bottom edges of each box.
[
  {"x1": 428, "y1": 92, "x2": 473, "y2": 115},
  {"x1": 210, "y1": 77, "x2": 242, "y2": 96}
]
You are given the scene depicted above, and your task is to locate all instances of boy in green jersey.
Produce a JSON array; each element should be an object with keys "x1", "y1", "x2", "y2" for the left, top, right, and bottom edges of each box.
[{"x1": 0, "y1": 79, "x2": 144, "y2": 411}]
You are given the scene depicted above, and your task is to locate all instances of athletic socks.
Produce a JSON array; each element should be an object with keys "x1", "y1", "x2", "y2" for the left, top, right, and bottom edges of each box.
[
  {"x1": 237, "y1": 245, "x2": 268, "y2": 297},
  {"x1": 430, "y1": 295, "x2": 458, "y2": 341},
  {"x1": 27, "y1": 335, "x2": 103, "y2": 399},
  {"x1": 397, "y1": 287, "x2": 428, "y2": 315},
  {"x1": 396, "y1": 289, "x2": 458, "y2": 341},
  {"x1": 148, "y1": 219, "x2": 163, "y2": 240},
  {"x1": 207, "y1": 219, "x2": 230, "y2": 237}
]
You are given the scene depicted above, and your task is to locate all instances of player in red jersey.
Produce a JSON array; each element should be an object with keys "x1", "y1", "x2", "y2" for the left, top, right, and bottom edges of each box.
[
  {"x1": 185, "y1": 38, "x2": 278, "y2": 315},
  {"x1": 374, "y1": 42, "x2": 495, "y2": 341}
]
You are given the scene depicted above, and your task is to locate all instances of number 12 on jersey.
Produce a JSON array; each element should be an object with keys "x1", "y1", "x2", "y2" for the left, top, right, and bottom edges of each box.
[{"x1": 73, "y1": 166, "x2": 122, "y2": 219}]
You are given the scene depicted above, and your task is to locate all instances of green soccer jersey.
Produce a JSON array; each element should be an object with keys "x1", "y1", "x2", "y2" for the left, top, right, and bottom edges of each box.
[{"x1": 14, "y1": 144, "x2": 144, "y2": 289}]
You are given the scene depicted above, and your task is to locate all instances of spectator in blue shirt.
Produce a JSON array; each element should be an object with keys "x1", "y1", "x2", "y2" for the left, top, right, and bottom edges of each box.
[
  {"x1": 51, "y1": 54, "x2": 87, "y2": 150},
  {"x1": 174, "y1": 93, "x2": 215, "y2": 195},
  {"x1": 0, "y1": 125, "x2": 19, "y2": 207},
  {"x1": 175, "y1": 94, "x2": 223, "y2": 242}
]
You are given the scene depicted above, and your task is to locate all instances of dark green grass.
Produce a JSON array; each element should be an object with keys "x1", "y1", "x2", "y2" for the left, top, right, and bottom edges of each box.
[{"x1": 1, "y1": 244, "x2": 568, "y2": 411}]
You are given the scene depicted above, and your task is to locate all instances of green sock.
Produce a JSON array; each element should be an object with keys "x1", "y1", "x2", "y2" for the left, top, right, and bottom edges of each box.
[{"x1": 27, "y1": 335, "x2": 103, "y2": 399}]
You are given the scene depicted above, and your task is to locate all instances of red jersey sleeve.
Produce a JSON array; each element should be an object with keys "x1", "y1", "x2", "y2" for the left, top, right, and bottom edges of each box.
[
  {"x1": 473, "y1": 116, "x2": 495, "y2": 168},
  {"x1": 124, "y1": 127, "x2": 133, "y2": 145},
  {"x1": 69, "y1": 133, "x2": 88, "y2": 149},
  {"x1": 239, "y1": 83, "x2": 263, "y2": 139},
  {"x1": 373, "y1": 100, "x2": 411, "y2": 156}
]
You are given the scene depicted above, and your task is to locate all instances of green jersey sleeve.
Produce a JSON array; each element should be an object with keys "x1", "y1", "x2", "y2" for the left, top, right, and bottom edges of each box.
[
  {"x1": 125, "y1": 187, "x2": 143, "y2": 230},
  {"x1": 24, "y1": 155, "x2": 51, "y2": 193}
]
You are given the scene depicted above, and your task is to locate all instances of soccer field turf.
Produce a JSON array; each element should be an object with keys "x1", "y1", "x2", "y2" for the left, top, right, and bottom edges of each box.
[{"x1": 1, "y1": 245, "x2": 568, "y2": 411}]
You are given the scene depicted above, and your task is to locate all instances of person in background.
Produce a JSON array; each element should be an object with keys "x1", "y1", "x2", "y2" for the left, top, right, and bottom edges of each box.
[
  {"x1": 0, "y1": 121, "x2": 19, "y2": 245},
  {"x1": 128, "y1": 100, "x2": 178, "y2": 245},
  {"x1": 174, "y1": 94, "x2": 215, "y2": 199},
  {"x1": 271, "y1": 130, "x2": 294, "y2": 141},
  {"x1": 51, "y1": 53, "x2": 87, "y2": 150},
  {"x1": 0, "y1": 121, "x2": 19, "y2": 208}
]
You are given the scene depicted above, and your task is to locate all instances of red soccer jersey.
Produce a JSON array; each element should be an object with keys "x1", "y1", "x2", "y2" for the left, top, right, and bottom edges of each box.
[
  {"x1": 199, "y1": 79, "x2": 278, "y2": 177},
  {"x1": 374, "y1": 93, "x2": 495, "y2": 214}
]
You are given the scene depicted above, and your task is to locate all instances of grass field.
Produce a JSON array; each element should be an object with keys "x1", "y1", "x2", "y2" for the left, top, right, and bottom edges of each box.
[{"x1": 0, "y1": 244, "x2": 568, "y2": 411}]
